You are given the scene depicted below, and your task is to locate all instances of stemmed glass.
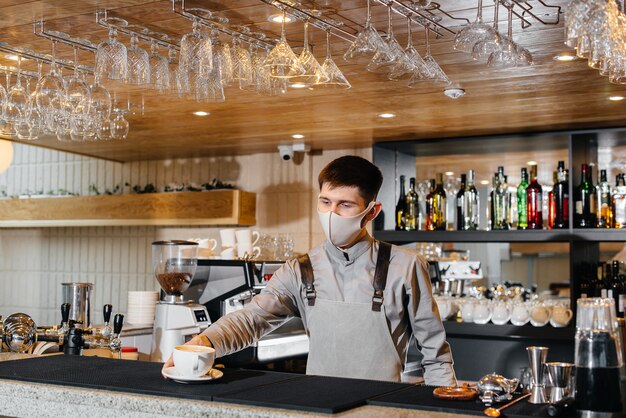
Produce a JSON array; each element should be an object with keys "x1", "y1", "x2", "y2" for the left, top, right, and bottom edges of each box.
[
  {"x1": 318, "y1": 30, "x2": 351, "y2": 89},
  {"x1": 210, "y1": 31, "x2": 233, "y2": 87},
  {"x1": 389, "y1": 15, "x2": 432, "y2": 81},
  {"x1": 454, "y1": 0, "x2": 497, "y2": 53},
  {"x1": 66, "y1": 47, "x2": 92, "y2": 141},
  {"x1": 110, "y1": 109, "x2": 129, "y2": 140},
  {"x1": 96, "y1": 24, "x2": 128, "y2": 81},
  {"x1": 472, "y1": 0, "x2": 502, "y2": 61},
  {"x1": 231, "y1": 35, "x2": 253, "y2": 89},
  {"x1": 343, "y1": 0, "x2": 387, "y2": 63},
  {"x1": 6, "y1": 56, "x2": 32, "y2": 135},
  {"x1": 126, "y1": 33, "x2": 150, "y2": 85},
  {"x1": 35, "y1": 41, "x2": 64, "y2": 135},
  {"x1": 0, "y1": 74, "x2": 7, "y2": 135},
  {"x1": 180, "y1": 18, "x2": 213, "y2": 77},
  {"x1": 488, "y1": 4, "x2": 533, "y2": 67},
  {"x1": 367, "y1": 3, "x2": 405, "y2": 73},
  {"x1": 263, "y1": 10, "x2": 305, "y2": 79},
  {"x1": 149, "y1": 40, "x2": 170, "y2": 92},
  {"x1": 291, "y1": 20, "x2": 329, "y2": 87},
  {"x1": 408, "y1": 25, "x2": 450, "y2": 87}
]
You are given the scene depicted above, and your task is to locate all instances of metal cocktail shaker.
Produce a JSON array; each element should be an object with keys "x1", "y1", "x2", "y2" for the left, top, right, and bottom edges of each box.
[
  {"x1": 526, "y1": 346, "x2": 549, "y2": 404},
  {"x1": 61, "y1": 283, "x2": 93, "y2": 328}
]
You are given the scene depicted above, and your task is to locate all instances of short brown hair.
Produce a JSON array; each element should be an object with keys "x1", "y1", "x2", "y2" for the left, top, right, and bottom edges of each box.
[{"x1": 318, "y1": 156, "x2": 383, "y2": 202}]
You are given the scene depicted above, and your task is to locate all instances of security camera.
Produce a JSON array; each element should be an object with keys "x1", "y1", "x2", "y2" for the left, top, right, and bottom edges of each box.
[{"x1": 278, "y1": 145, "x2": 294, "y2": 161}]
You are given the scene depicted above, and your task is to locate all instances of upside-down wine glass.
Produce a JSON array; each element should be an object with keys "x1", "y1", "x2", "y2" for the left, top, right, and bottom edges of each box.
[
  {"x1": 263, "y1": 10, "x2": 305, "y2": 79},
  {"x1": 472, "y1": 0, "x2": 502, "y2": 61},
  {"x1": 454, "y1": 0, "x2": 497, "y2": 53},
  {"x1": 126, "y1": 33, "x2": 150, "y2": 85},
  {"x1": 318, "y1": 30, "x2": 351, "y2": 89},
  {"x1": 35, "y1": 41, "x2": 65, "y2": 135},
  {"x1": 231, "y1": 34, "x2": 253, "y2": 89},
  {"x1": 488, "y1": 4, "x2": 533, "y2": 67},
  {"x1": 408, "y1": 24, "x2": 450, "y2": 87},
  {"x1": 344, "y1": 0, "x2": 387, "y2": 63},
  {"x1": 96, "y1": 24, "x2": 128, "y2": 81},
  {"x1": 389, "y1": 15, "x2": 432, "y2": 81},
  {"x1": 291, "y1": 20, "x2": 329, "y2": 87},
  {"x1": 367, "y1": 2, "x2": 405, "y2": 73},
  {"x1": 6, "y1": 56, "x2": 32, "y2": 136},
  {"x1": 180, "y1": 18, "x2": 213, "y2": 77},
  {"x1": 149, "y1": 40, "x2": 170, "y2": 92}
]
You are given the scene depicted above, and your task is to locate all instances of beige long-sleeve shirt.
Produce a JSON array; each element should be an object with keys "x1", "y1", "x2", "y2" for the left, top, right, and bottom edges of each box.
[{"x1": 203, "y1": 234, "x2": 456, "y2": 386}]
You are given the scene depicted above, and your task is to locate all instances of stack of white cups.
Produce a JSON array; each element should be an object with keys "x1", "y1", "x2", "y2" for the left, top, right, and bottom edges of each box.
[
  {"x1": 219, "y1": 228, "x2": 261, "y2": 259},
  {"x1": 127, "y1": 291, "x2": 159, "y2": 325}
]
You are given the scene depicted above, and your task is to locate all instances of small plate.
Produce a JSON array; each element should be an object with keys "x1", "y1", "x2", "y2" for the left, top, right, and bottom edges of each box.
[{"x1": 162, "y1": 367, "x2": 223, "y2": 384}]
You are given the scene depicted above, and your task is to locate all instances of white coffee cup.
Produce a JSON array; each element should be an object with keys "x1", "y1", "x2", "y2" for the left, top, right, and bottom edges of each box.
[
  {"x1": 461, "y1": 299, "x2": 475, "y2": 323},
  {"x1": 510, "y1": 303, "x2": 530, "y2": 326},
  {"x1": 237, "y1": 244, "x2": 261, "y2": 259},
  {"x1": 172, "y1": 345, "x2": 215, "y2": 377},
  {"x1": 530, "y1": 304, "x2": 551, "y2": 327},
  {"x1": 491, "y1": 301, "x2": 511, "y2": 325},
  {"x1": 220, "y1": 229, "x2": 236, "y2": 248},
  {"x1": 549, "y1": 305, "x2": 573, "y2": 327},
  {"x1": 473, "y1": 301, "x2": 492, "y2": 325},
  {"x1": 235, "y1": 229, "x2": 260, "y2": 246},
  {"x1": 220, "y1": 247, "x2": 235, "y2": 260}
]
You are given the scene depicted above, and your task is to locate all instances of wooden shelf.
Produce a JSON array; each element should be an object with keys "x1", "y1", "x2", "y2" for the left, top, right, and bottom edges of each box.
[
  {"x1": 374, "y1": 229, "x2": 626, "y2": 243},
  {"x1": 0, "y1": 190, "x2": 256, "y2": 227}
]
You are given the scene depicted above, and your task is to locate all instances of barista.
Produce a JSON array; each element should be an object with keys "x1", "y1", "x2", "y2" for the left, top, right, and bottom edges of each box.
[{"x1": 164, "y1": 156, "x2": 456, "y2": 385}]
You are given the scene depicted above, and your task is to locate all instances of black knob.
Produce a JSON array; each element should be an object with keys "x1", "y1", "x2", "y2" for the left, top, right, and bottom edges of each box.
[
  {"x1": 103, "y1": 304, "x2": 112, "y2": 323},
  {"x1": 63, "y1": 328, "x2": 84, "y2": 356},
  {"x1": 113, "y1": 314, "x2": 124, "y2": 335},
  {"x1": 61, "y1": 303, "x2": 70, "y2": 323},
  {"x1": 547, "y1": 397, "x2": 575, "y2": 417}
]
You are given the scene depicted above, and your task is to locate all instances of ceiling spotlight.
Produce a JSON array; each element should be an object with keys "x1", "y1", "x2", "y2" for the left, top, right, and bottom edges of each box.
[
  {"x1": 553, "y1": 54, "x2": 577, "y2": 62},
  {"x1": 268, "y1": 14, "x2": 293, "y2": 23},
  {"x1": 292, "y1": 134, "x2": 304, "y2": 139},
  {"x1": 193, "y1": 111, "x2": 210, "y2": 116},
  {"x1": 443, "y1": 87, "x2": 466, "y2": 99},
  {"x1": 609, "y1": 96, "x2": 625, "y2": 101},
  {"x1": 377, "y1": 113, "x2": 396, "y2": 119}
]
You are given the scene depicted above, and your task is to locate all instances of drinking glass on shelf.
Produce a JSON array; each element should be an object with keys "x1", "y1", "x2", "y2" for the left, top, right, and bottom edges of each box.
[
  {"x1": 149, "y1": 41, "x2": 170, "y2": 92},
  {"x1": 453, "y1": 0, "x2": 497, "y2": 53},
  {"x1": 263, "y1": 10, "x2": 305, "y2": 79},
  {"x1": 96, "y1": 24, "x2": 128, "y2": 81},
  {"x1": 126, "y1": 33, "x2": 150, "y2": 85},
  {"x1": 318, "y1": 31, "x2": 351, "y2": 89}
]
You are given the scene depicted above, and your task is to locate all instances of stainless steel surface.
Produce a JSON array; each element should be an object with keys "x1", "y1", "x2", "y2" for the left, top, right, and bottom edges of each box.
[
  {"x1": 477, "y1": 373, "x2": 519, "y2": 404},
  {"x1": 61, "y1": 282, "x2": 93, "y2": 328},
  {"x1": 3, "y1": 313, "x2": 36, "y2": 353},
  {"x1": 526, "y1": 346, "x2": 549, "y2": 404},
  {"x1": 545, "y1": 362, "x2": 574, "y2": 403}
]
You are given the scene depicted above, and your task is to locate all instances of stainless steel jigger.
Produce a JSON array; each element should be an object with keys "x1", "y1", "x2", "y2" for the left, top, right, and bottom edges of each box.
[
  {"x1": 526, "y1": 346, "x2": 549, "y2": 404},
  {"x1": 545, "y1": 362, "x2": 574, "y2": 404}
]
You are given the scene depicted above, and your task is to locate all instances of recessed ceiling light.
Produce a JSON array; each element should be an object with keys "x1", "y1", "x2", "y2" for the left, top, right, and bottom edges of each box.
[
  {"x1": 445, "y1": 171, "x2": 454, "y2": 176},
  {"x1": 289, "y1": 83, "x2": 307, "y2": 89},
  {"x1": 480, "y1": 180, "x2": 490, "y2": 185},
  {"x1": 193, "y1": 111, "x2": 210, "y2": 116},
  {"x1": 609, "y1": 96, "x2": 624, "y2": 101},
  {"x1": 268, "y1": 14, "x2": 293, "y2": 23},
  {"x1": 292, "y1": 134, "x2": 304, "y2": 139},
  {"x1": 443, "y1": 87, "x2": 465, "y2": 99},
  {"x1": 527, "y1": 160, "x2": 538, "y2": 165},
  {"x1": 377, "y1": 113, "x2": 396, "y2": 119},
  {"x1": 553, "y1": 54, "x2": 577, "y2": 62}
]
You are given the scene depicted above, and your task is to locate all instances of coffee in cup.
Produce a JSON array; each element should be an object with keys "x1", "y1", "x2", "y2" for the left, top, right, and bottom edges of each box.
[{"x1": 172, "y1": 345, "x2": 215, "y2": 377}]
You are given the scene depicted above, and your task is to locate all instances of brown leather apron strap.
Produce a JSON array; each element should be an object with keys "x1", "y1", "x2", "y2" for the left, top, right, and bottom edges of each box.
[
  {"x1": 297, "y1": 253, "x2": 316, "y2": 306},
  {"x1": 372, "y1": 241, "x2": 392, "y2": 312}
]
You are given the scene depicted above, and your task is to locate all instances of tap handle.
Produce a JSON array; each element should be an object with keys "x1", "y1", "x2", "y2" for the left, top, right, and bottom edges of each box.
[
  {"x1": 61, "y1": 303, "x2": 70, "y2": 324},
  {"x1": 113, "y1": 313, "x2": 124, "y2": 335},
  {"x1": 103, "y1": 304, "x2": 112, "y2": 324}
]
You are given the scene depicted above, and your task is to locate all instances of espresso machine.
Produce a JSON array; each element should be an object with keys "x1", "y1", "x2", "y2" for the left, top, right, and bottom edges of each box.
[{"x1": 150, "y1": 240, "x2": 211, "y2": 362}]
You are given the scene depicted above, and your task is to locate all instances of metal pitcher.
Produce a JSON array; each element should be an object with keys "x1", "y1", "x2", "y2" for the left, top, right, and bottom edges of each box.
[{"x1": 61, "y1": 283, "x2": 93, "y2": 328}]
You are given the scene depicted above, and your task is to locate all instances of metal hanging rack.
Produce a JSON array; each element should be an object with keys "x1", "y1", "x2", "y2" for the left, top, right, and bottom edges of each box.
[
  {"x1": 96, "y1": 10, "x2": 181, "y2": 50},
  {"x1": 0, "y1": 63, "x2": 39, "y2": 79},
  {"x1": 33, "y1": 20, "x2": 97, "y2": 53},
  {"x1": 376, "y1": 1, "x2": 457, "y2": 37},
  {"x1": 509, "y1": 0, "x2": 561, "y2": 28},
  {"x1": 172, "y1": 0, "x2": 276, "y2": 49},
  {"x1": 0, "y1": 42, "x2": 92, "y2": 74}
]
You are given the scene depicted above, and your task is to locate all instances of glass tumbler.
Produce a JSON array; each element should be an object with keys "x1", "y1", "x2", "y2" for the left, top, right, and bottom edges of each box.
[{"x1": 575, "y1": 297, "x2": 623, "y2": 416}]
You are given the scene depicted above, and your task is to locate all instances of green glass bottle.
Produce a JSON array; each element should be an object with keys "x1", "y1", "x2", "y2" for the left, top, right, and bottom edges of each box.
[{"x1": 517, "y1": 167, "x2": 529, "y2": 229}]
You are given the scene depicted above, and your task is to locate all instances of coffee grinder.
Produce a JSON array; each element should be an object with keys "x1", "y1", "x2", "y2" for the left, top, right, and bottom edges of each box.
[{"x1": 150, "y1": 240, "x2": 211, "y2": 362}]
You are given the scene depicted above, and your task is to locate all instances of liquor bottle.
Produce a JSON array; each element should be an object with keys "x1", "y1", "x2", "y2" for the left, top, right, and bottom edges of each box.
[
  {"x1": 548, "y1": 171, "x2": 557, "y2": 229},
  {"x1": 517, "y1": 168, "x2": 529, "y2": 230},
  {"x1": 609, "y1": 261, "x2": 624, "y2": 318},
  {"x1": 395, "y1": 175, "x2": 407, "y2": 231},
  {"x1": 527, "y1": 164, "x2": 543, "y2": 229},
  {"x1": 405, "y1": 177, "x2": 418, "y2": 231},
  {"x1": 493, "y1": 166, "x2": 508, "y2": 230},
  {"x1": 612, "y1": 173, "x2": 626, "y2": 228},
  {"x1": 597, "y1": 169, "x2": 611, "y2": 228},
  {"x1": 464, "y1": 169, "x2": 479, "y2": 230},
  {"x1": 487, "y1": 173, "x2": 495, "y2": 230},
  {"x1": 504, "y1": 175, "x2": 512, "y2": 229},
  {"x1": 456, "y1": 174, "x2": 466, "y2": 231},
  {"x1": 575, "y1": 164, "x2": 595, "y2": 228},
  {"x1": 589, "y1": 165, "x2": 597, "y2": 227},
  {"x1": 432, "y1": 173, "x2": 447, "y2": 231},
  {"x1": 554, "y1": 162, "x2": 569, "y2": 229},
  {"x1": 425, "y1": 179, "x2": 435, "y2": 231}
]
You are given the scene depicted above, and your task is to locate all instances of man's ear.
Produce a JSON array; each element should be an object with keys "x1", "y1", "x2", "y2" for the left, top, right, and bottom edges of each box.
[{"x1": 365, "y1": 202, "x2": 382, "y2": 222}]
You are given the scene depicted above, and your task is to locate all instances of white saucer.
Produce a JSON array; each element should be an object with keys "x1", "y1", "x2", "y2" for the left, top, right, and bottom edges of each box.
[{"x1": 161, "y1": 367, "x2": 223, "y2": 383}]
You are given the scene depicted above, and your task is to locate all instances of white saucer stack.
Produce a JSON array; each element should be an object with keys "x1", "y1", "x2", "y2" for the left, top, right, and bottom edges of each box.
[{"x1": 127, "y1": 291, "x2": 159, "y2": 325}]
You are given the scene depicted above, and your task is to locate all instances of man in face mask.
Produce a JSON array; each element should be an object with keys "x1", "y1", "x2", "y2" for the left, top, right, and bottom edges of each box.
[{"x1": 164, "y1": 156, "x2": 456, "y2": 386}]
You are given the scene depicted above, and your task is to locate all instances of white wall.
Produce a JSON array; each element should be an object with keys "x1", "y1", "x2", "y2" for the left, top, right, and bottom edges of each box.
[{"x1": 0, "y1": 142, "x2": 370, "y2": 326}]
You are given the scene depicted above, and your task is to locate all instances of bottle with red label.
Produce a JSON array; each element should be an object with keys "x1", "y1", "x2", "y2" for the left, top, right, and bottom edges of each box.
[{"x1": 526, "y1": 164, "x2": 543, "y2": 229}]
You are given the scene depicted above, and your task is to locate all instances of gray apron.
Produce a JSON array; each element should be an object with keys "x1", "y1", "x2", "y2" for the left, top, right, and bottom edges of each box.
[{"x1": 298, "y1": 242, "x2": 403, "y2": 382}]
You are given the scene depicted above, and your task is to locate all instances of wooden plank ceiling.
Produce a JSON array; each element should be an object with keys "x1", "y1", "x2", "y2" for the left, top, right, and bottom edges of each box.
[{"x1": 0, "y1": 0, "x2": 621, "y2": 162}]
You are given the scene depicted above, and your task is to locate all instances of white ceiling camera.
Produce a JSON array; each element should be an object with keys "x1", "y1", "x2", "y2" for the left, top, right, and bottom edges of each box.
[{"x1": 278, "y1": 143, "x2": 310, "y2": 161}]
